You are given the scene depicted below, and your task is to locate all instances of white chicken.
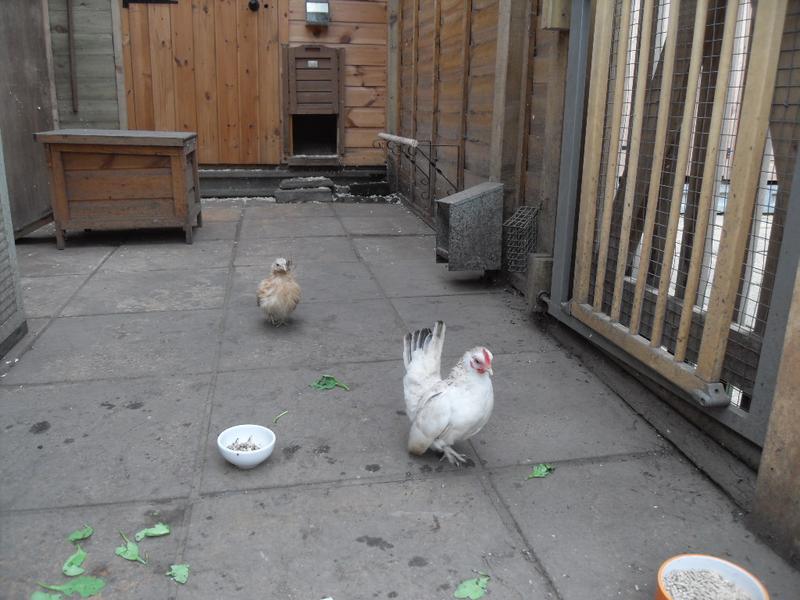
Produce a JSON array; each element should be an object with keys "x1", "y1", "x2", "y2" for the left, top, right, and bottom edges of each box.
[
  {"x1": 257, "y1": 257, "x2": 301, "y2": 325},
  {"x1": 402, "y1": 321, "x2": 494, "y2": 464}
]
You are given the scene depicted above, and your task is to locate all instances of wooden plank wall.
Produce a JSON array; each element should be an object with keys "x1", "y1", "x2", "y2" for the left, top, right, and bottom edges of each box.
[
  {"x1": 123, "y1": 0, "x2": 284, "y2": 165},
  {"x1": 48, "y1": 0, "x2": 121, "y2": 129},
  {"x1": 0, "y1": 1, "x2": 56, "y2": 234},
  {"x1": 392, "y1": 0, "x2": 569, "y2": 235},
  {"x1": 287, "y1": 0, "x2": 388, "y2": 166}
]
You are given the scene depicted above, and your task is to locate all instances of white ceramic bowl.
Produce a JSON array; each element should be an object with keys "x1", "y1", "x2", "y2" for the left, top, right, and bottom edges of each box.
[{"x1": 217, "y1": 424, "x2": 276, "y2": 469}]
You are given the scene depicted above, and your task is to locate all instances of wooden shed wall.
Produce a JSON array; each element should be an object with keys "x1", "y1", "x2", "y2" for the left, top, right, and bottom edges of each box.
[
  {"x1": 287, "y1": 0, "x2": 388, "y2": 166},
  {"x1": 47, "y1": 0, "x2": 124, "y2": 129},
  {"x1": 390, "y1": 0, "x2": 569, "y2": 256}
]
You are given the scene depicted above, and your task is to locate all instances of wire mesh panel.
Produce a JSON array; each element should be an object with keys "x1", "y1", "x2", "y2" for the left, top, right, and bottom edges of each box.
[
  {"x1": 503, "y1": 205, "x2": 540, "y2": 272},
  {"x1": 570, "y1": 0, "x2": 795, "y2": 442}
]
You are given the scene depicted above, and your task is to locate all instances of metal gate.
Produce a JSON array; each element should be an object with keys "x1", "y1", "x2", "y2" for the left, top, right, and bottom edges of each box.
[{"x1": 556, "y1": 0, "x2": 800, "y2": 444}]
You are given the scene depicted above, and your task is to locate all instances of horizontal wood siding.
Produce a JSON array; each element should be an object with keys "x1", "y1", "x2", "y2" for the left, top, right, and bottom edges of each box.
[
  {"x1": 48, "y1": 0, "x2": 121, "y2": 129},
  {"x1": 287, "y1": 0, "x2": 388, "y2": 166}
]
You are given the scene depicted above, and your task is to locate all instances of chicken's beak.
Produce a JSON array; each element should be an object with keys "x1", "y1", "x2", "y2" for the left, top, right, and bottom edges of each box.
[{"x1": 487, "y1": 366, "x2": 493, "y2": 376}]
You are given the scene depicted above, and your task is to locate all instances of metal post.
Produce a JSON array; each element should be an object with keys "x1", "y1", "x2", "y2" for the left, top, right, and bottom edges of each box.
[
  {"x1": 748, "y1": 148, "x2": 800, "y2": 445},
  {"x1": 549, "y1": 0, "x2": 592, "y2": 313}
]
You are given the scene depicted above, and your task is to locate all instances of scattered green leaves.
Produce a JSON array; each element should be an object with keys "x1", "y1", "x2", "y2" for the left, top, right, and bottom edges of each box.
[
  {"x1": 66, "y1": 525, "x2": 93, "y2": 544},
  {"x1": 38, "y1": 576, "x2": 106, "y2": 598},
  {"x1": 273, "y1": 410, "x2": 289, "y2": 424},
  {"x1": 62, "y1": 545, "x2": 87, "y2": 577},
  {"x1": 310, "y1": 375, "x2": 349, "y2": 391},
  {"x1": 526, "y1": 463, "x2": 555, "y2": 479},
  {"x1": 30, "y1": 592, "x2": 62, "y2": 600},
  {"x1": 134, "y1": 522, "x2": 170, "y2": 542},
  {"x1": 115, "y1": 531, "x2": 147, "y2": 564},
  {"x1": 166, "y1": 563, "x2": 190, "y2": 584},
  {"x1": 453, "y1": 573, "x2": 490, "y2": 599}
]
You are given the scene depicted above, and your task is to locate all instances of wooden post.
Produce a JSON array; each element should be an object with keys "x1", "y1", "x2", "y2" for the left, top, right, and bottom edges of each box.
[
  {"x1": 457, "y1": 0, "x2": 472, "y2": 191},
  {"x1": 429, "y1": 0, "x2": 441, "y2": 203},
  {"x1": 66, "y1": 0, "x2": 78, "y2": 113},
  {"x1": 387, "y1": 0, "x2": 400, "y2": 136},
  {"x1": 673, "y1": 0, "x2": 739, "y2": 362},
  {"x1": 629, "y1": 0, "x2": 681, "y2": 335},
  {"x1": 410, "y1": 0, "x2": 419, "y2": 204},
  {"x1": 696, "y1": 0, "x2": 788, "y2": 381},
  {"x1": 512, "y1": 1, "x2": 536, "y2": 210},
  {"x1": 649, "y1": 0, "x2": 708, "y2": 348},
  {"x1": 110, "y1": 0, "x2": 128, "y2": 128},
  {"x1": 752, "y1": 261, "x2": 800, "y2": 566},
  {"x1": 572, "y1": 0, "x2": 615, "y2": 304},
  {"x1": 610, "y1": 0, "x2": 654, "y2": 322},
  {"x1": 592, "y1": 0, "x2": 632, "y2": 312}
]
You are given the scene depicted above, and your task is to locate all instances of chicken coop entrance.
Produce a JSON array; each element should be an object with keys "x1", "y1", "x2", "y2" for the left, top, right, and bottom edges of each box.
[
  {"x1": 553, "y1": 0, "x2": 800, "y2": 445},
  {"x1": 284, "y1": 45, "x2": 343, "y2": 165}
]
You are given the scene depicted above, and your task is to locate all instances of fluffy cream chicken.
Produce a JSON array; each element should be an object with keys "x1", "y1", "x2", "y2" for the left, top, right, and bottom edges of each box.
[
  {"x1": 257, "y1": 258, "x2": 301, "y2": 325},
  {"x1": 402, "y1": 321, "x2": 494, "y2": 464}
]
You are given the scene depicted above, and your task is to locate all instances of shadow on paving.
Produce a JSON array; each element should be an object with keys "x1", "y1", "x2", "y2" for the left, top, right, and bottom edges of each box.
[{"x1": 0, "y1": 201, "x2": 798, "y2": 599}]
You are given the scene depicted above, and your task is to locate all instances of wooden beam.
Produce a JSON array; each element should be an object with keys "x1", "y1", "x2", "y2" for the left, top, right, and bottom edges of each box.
[
  {"x1": 457, "y1": 0, "x2": 472, "y2": 191},
  {"x1": 673, "y1": 0, "x2": 738, "y2": 362},
  {"x1": 512, "y1": 1, "x2": 535, "y2": 209},
  {"x1": 572, "y1": 0, "x2": 615, "y2": 304},
  {"x1": 410, "y1": 0, "x2": 419, "y2": 202},
  {"x1": 110, "y1": 0, "x2": 128, "y2": 128},
  {"x1": 386, "y1": 0, "x2": 400, "y2": 135},
  {"x1": 696, "y1": 0, "x2": 788, "y2": 381},
  {"x1": 649, "y1": 0, "x2": 708, "y2": 347},
  {"x1": 629, "y1": 0, "x2": 681, "y2": 334},
  {"x1": 65, "y1": 0, "x2": 78, "y2": 113},
  {"x1": 41, "y1": 0, "x2": 60, "y2": 128},
  {"x1": 592, "y1": 0, "x2": 632, "y2": 312},
  {"x1": 429, "y1": 0, "x2": 441, "y2": 202},
  {"x1": 610, "y1": 0, "x2": 655, "y2": 322}
]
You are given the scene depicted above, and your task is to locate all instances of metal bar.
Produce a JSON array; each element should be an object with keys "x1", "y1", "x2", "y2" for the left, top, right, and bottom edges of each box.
[
  {"x1": 696, "y1": 0, "x2": 789, "y2": 380},
  {"x1": 748, "y1": 149, "x2": 800, "y2": 445},
  {"x1": 629, "y1": 0, "x2": 681, "y2": 334},
  {"x1": 572, "y1": 0, "x2": 616, "y2": 304},
  {"x1": 549, "y1": 0, "x2": 592, "y2": 311},
  {"x1": 592, "y1": 0, "x2": 633, "y2": 312},
  {"x1": 66, "y1": 0, "x2": 79, "y2": 113},
  {"x1": 610, "y1": 0, "x2": 655, "y2": 322},
  {"x1": 673, "y1": 0, "x2": 738, "y2": 362},
  {"x1": 649, "y1": 0, "x2": 709, "y2": 348}
]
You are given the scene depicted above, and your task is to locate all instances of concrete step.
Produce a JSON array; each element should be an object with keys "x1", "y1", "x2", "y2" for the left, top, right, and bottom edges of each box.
[
  {"x1": 273, "y1": 187, "x2": 334, "y2": 203},
  {"x1": 279, "y1": 176, "x2": 334, "y2": 190}
]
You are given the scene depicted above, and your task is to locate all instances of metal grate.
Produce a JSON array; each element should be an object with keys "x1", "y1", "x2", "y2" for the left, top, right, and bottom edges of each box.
[{"x1": 503, "y1": 205, "x2": 540, "y2": 272}]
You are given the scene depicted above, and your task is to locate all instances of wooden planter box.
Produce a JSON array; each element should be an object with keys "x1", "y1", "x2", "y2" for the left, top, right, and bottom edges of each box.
[{"x1": 34, "y1": 129, "x2": 202, "y2": 249}]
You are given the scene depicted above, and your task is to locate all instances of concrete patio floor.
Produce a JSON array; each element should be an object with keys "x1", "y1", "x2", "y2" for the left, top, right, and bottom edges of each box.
[{"x1": 1, "y1": 200, "x2": 798, "y2": 599}]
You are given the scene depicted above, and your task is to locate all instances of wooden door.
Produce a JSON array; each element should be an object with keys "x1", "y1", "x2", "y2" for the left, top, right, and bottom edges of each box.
[{"x1": 121, "y1": 0, "x2": 283, "y2": 165}]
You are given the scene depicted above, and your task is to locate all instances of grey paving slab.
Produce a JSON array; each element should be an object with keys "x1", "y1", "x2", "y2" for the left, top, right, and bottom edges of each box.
[
  {"x1": 15, "y1": 243, "x2": 115, "y2": 277},
  {"x1": 332, "y1": 202, "x2": 414, "y2": 218},
  {"x1": 0, "y1": 499, "x2": 186, "y2": 599},
  {"x1": 61, "y1": 268, "x2": 228, "y2": 316},
  {"x1": 473, "y1": 351, "x2": 665, "y2": 468},
  {"x1": 231, "y1": 262, "x2": 382, "y2": 307},
  {"x1": 240, "y1": 216, "x2": 346, "y2": 239},
  {"x1": 492, "y1": 454, "x2": 800, "y2": 599},
  {"x1": 182, "y1": 478, "x2": 555, "y2": 600},
  {"x1": 200, "y1": 205, "x2": 243, "y2": 222},
  {"x1": 202, "y1": 361, "x2": 477, "y2": 494},
  {"x1": 0, "y1": 375, "x2": 210, "y2": 510},
  {"x1": 340, "y1": 215, "x2": 435, "y2": 236},
  {"x1": 192, "y1": 220, "x2": 238, "y2": 241},
  {"x1": 245, "y1": 202, "x2": 335, "y2": 218},
  {"x1": 393, "y1": 293, "x2": 558, "y2": 357},
  {"x1": 353, "y1": 234, "x2": 435, "y2": 262},
  {"x1": 101, "y1": 240, "x2": 234, "y2": 272},
  {"x1": 3, "y1": 310, "x2": 221, "y2": 384},
  {"x1": 20, "y1": 274, "x2": 89, "y2": 318},
  {"x1": 220, "y1": 299, "x2": 406, "y2": 371},
  {"x1": 0, "y1": 318, "x2": 48, "y2": 374},
  {"x1": 372, "y1": 259, "x2": 498, "y2": 297},
  {"x1": 235, "y1": 236, "x2": 359, "y2": 266}
]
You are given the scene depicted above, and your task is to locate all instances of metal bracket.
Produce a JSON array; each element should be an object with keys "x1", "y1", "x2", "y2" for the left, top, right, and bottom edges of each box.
[{"x1": 691, "y1": 382, "x2": 731, "y2": 408}]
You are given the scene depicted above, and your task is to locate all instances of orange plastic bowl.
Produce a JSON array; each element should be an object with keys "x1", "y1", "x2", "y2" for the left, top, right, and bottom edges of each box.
[{"x1": 655, "y1": 554, "x2": 769, "y2": 600}]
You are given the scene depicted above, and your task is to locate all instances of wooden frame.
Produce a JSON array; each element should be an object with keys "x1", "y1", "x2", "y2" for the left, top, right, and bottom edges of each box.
[{"x1": 35, "y1": 129, "x2": 202, "y2": 249}]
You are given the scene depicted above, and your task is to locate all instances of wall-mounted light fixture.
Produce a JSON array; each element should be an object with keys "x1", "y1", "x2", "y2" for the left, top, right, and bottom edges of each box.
[{"x1": 305, "y1": 1, "x2": 330, "y2": 27}]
